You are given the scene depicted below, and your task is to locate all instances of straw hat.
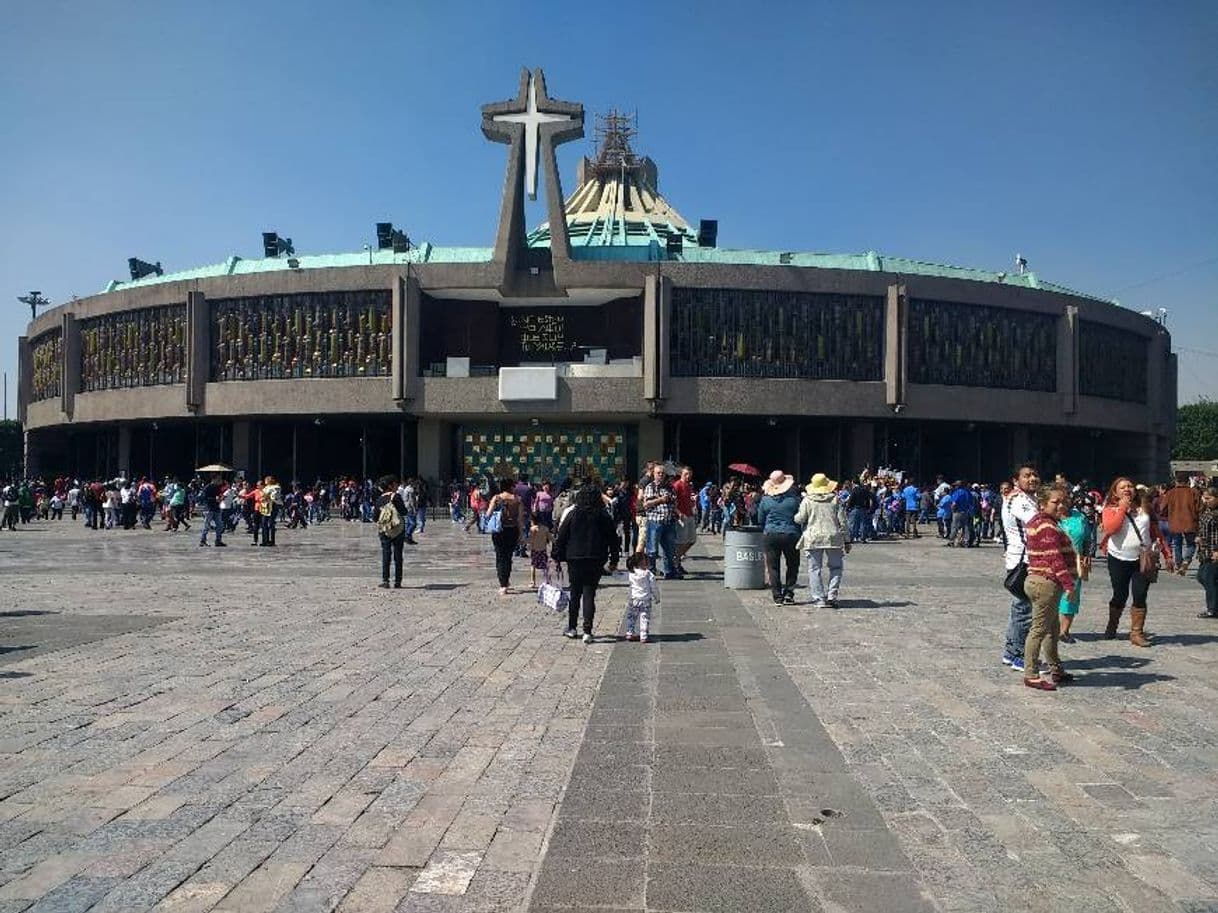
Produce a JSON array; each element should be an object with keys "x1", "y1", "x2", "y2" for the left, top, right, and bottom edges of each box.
[
  {"x1": 762, "y1": 470, "x2": 795, "y2": 496},
  {"x1": 805, "y1": 473, "x2": 838, "y2": 495}
]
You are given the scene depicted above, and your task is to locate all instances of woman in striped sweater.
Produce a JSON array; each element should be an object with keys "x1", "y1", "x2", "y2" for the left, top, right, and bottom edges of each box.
[{"x1": 1022, "y1": 485, "x2": 1079, "y2": 691}]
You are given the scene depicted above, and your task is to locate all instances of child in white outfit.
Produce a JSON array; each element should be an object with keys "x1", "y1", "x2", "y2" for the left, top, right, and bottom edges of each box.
[{"x1": 625, "y1": 553, "x2": 660, "y2": 643}]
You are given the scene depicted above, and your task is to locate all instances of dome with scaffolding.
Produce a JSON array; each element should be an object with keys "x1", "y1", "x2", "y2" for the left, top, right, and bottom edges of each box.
[{"x1": 527, "y1": 110, "x2": 699, "y2": 252}]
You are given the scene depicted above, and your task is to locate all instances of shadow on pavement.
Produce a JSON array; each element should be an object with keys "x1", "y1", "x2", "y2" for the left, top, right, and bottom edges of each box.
[
  {"x1": 0, "y1": 610, "x2": 59, "y2": 618},
  {"x1": 836, "y1": 599, "x2": 917, "y2": 609},
  {"x1": 1149, "y1": 633, "x2": 1218, "y2": 646},
  {"x1": 400, "y1": 583, "x2": 469, "y2": 591},
  {"x1": 1070, "y1": 671, "x2": 1176, "y2": 689},
  {"x1": 639, "y1": 632, "x2": 706, "y2": 643},
  {"x1": 1067, "y1": 655, "x2": 1151, "y2": 670},
  {"x1": 0, "y1": 645, "x2": 35, "y2": 656},
  {"x1": 0, "y1": 670, "x2": 32, "y2": 679}
]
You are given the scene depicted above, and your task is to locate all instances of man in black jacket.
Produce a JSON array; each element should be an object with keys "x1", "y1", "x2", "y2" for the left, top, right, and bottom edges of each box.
[
  {"x1": 846, "y1": 482, "x2": 875, "y2": 544},
  {"x1": 553, "y1": 484, "x2": 617, "y2": 643}
]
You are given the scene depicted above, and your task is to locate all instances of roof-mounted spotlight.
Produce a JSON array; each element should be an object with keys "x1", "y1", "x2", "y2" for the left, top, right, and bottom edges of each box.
[
  {"x1": 128, "y1": 257, "x2": 163, "y2": 280},
  {"x1": 697, "y1": 219, "x2": 718, "y2": 248},
  {"x1": 17, "y1": 291, "x2": 50, "y2": 320},
  {"x1": 286, "y1": 257, "x2": 301, "y2": 269},
  {"x1": 666, "y1": 233, "x2": 683, "y2": 258},
  {"x1": 376, "y1": 222, "x2": 412, "y2": 253},
  {"x1": 262, "y1": 232, "x2": 294, "y2": 258}
]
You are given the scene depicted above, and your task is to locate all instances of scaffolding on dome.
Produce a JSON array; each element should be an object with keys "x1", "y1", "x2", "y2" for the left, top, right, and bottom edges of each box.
[{"x1": 589, "y1": 109, "x2": 640, "y2": 178}]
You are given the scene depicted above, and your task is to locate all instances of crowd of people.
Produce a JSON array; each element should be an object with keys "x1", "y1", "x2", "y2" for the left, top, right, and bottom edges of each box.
[
  {"x1": 5, "y1": 462, "x2": 1216, "y2": 692},
  {"x1": 0, "y1": 473, "x2": 437, "y2": 545}
]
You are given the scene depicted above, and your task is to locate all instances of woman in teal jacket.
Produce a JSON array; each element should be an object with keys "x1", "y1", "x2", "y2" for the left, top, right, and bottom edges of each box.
[{"x1": 758, "y1": 470, "x2": 802, "y2": 606}]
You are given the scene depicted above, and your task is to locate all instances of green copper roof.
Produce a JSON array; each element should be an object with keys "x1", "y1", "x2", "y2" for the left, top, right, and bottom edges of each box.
[
  {"x1": 105, "y1": 244, "x2": 493, "y2": 292},
  {"x1": 101, "y1": 240, "x2": 1109, "y2": 304}
]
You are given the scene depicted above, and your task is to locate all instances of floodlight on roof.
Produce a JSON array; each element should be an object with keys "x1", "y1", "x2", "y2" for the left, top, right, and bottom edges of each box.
[
  {"x1": 697, "y1": 219, "x2": 718, "y2": 248},
  {"x1": 263, "y1": 232, "x2": 294, "y2": 258},
  {"x1": 128, "y1": 257, "x2": 163, "y2": 280},
  {"x1": 376, "y1": 222, "x2": 412, "y2": 253},
  {"x1": 666, "y1": 233, "x2": 683, "y2": 257}
]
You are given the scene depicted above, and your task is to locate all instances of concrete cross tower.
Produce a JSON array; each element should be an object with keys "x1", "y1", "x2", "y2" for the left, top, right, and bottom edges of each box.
[{"x1": 482, "y1": 68, "x2": 584, "y2": 295}]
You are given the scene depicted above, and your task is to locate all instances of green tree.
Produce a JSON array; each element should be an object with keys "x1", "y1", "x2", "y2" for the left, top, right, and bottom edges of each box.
[
  {"x1": 0, "y1": 421, "x2": 22, "y2": 479},
  {"x1": 1174, "y1": 399, "x2": 1218, "y2": 460}
]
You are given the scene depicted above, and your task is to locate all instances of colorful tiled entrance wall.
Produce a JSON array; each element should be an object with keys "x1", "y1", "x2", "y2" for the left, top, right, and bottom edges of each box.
[{"x1": 460, "y1": 425, "x2": 628, "y2": 484}]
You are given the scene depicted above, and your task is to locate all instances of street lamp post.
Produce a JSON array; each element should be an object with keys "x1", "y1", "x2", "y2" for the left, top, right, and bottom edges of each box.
[{"x1": 17, "y1": 291, "x2": 50, "y2": 321}]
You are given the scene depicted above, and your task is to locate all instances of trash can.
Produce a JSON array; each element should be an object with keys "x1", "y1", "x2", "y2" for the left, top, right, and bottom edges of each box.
[{"x1": 723, "y1": 526, "x2": 766, "y2": 589}]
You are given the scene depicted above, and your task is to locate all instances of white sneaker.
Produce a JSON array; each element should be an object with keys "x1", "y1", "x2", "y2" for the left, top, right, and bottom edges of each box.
[
  {"x1": 582, "y1": 633, "x2": 593, "y2": 644},
  {"x1": 563, "y1": 628, "x2": 578, "y2": 639}
]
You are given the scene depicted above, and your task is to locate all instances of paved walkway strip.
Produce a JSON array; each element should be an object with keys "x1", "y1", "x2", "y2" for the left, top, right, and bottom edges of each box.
[{"x1": 529, "y1": 568, "x2": 935, "y2": 913}]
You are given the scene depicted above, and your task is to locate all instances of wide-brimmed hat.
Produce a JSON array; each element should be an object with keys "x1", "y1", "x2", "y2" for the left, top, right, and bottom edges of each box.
[
  {"x1": 805, "y1": 473, "x2": 838, "y2": 495},
  {"x1": 762, "y1": 470, "x2": 795, "y2": 496}
]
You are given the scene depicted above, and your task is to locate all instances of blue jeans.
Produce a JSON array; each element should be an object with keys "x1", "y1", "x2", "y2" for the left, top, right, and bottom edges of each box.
[
  {"x1": 1167, "y1": 531, "x2": 1196, "y2": 567},
  {"x1": 1003, "y1": 594, "x2": 1032, "y2": 661},
  {"x1": 1199, "y1": 561, "x2": 1217, "y2": 615},
  {"x1": 805, "y1": 548, "x2": 844, "y2": 604},
  {"x1": 200, "y1": 508, "x2": 224, "y2": 545},
  {"x1": 403, "y1": 511, "x2": 417, "y2": 539},
  {"x1": 645, "y1": 519, "x2": 678, "y2": 575},
  {"x1": 848, "y1": 508, "x2": 870, "y2": 543}
]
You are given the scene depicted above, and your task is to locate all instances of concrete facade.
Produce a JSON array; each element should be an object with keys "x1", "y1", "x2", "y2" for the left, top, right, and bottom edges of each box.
[{"x1": 19, "y1": 257, "x2": 1175, "y2": 484}]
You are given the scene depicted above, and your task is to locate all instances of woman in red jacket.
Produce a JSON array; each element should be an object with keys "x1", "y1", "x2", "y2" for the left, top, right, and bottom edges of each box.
[{"x1": 1100, "y1": 478, "x2": 1174, "y2": 646}]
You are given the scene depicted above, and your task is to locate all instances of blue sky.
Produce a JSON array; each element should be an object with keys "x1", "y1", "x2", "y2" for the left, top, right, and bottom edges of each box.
[{"x1": 2, "y1": 0, "x2": 1215, "y2": 417}]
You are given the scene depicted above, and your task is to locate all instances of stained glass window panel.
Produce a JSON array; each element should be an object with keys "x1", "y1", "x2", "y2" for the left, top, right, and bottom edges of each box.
[
  {"x1": 211, "y1": 290, "x2": 391, "y2": 382},
  {"x1": 907, "y1": 298, "x2": 1056, "y2": 392},
  {"x1": 670, "y1": 288, "x2": 884, "y2": 380},
  {"x1": 79, "y1": 305, "x2": 186, "y2": 392},
  {"x1": 1079, "y1": 321, "x2": 1147, "y2": 403}
]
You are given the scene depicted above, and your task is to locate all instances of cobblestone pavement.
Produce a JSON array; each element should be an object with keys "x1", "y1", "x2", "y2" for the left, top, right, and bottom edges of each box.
[{"x1": 0, "y1": 519, "x2": 1214, "y2": 912}]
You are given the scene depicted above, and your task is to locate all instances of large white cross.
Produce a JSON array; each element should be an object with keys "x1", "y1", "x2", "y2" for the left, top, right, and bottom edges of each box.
[{"x1": 492, "y1": 72, "x2": 574, "y2": 200}]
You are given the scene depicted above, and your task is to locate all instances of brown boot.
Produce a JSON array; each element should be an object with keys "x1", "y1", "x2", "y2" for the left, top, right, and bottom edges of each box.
[
  {"x1": 1105, "y1": 604, "x2": 1123, "y2": 639},
  {"x1": 1129, "y1": 607, "x2": 1150, "y2": 647}
]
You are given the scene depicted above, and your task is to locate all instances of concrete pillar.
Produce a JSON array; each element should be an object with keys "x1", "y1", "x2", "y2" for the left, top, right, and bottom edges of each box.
[
  {"x1": 638, "y1": 417, "x2": 664, "y2": 465},
  {"x1": 16, "y1": 336, "x2": 31, "y2": 426},
  {"x1": 232, "y1": 421, "x2": 251, "y2": 476},
  {"x1": 1011, "y1": 426, "x2": 1031, "y2": 469},
  {"x1": 643, "y1": 274, "x2": 670, "y2": 406},
  {"x1": 417, "y1": 418, "x2": 445, "y2": 483},
  {"x1": 393, "y1": 274, "x2": 421, "y2": 403},
  {"x1": 118, "y1": 426, "x2": 132, "y2": 479},
  {"x1": 1057, "y1": 305, "x2": 1078, "y2": 415},
  {"x1": 61, "y1": 312, "x2": 80, "y2": 420},
  {"x1": 847, "y1": 422, "x2": 875, "y2": 474},
  {"x1": 884, "y1": 284, "x2": 907, "y2": 407},
  {"x1": 186, "y1": 291, "x2": 208, "y2": 412}
]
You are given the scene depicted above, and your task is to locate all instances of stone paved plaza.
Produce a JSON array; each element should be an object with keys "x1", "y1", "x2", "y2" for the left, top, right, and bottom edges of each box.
[{"x1": 0, "y1": 518, "x2": 1215, "y2": 912}]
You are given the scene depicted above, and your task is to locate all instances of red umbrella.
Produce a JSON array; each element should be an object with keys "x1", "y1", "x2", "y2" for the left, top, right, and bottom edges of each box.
[{"x1": 727, "y1": 462, "x2": 761, "y2": 477}]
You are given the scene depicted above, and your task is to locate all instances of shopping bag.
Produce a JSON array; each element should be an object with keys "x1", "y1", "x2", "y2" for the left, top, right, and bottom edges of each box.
[{"x1": 537, "y1": 578, "x2": 569, "y2": 612}]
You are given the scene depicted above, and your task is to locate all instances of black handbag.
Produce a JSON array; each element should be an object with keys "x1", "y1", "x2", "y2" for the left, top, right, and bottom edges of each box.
[{"x1": 1003, "y1": 517, "x2": 1028, "y2": 599}]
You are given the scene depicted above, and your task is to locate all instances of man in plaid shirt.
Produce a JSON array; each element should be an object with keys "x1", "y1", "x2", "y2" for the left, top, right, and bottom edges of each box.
[
  {"x1": 1196, "y1": 486, "x2": 1218, "y2": 619},
  {"x1": 642, "y1": 464, "x2": 681, "y2": 579}
]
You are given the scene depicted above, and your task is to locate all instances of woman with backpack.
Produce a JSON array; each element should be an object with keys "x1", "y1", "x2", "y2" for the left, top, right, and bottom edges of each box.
[
  {"x1": 374, "y1": 475, "x2": 408, "y2": 589},
  {"x1": 487, "y1": 479, "x2": 525, "y2": 595}
]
